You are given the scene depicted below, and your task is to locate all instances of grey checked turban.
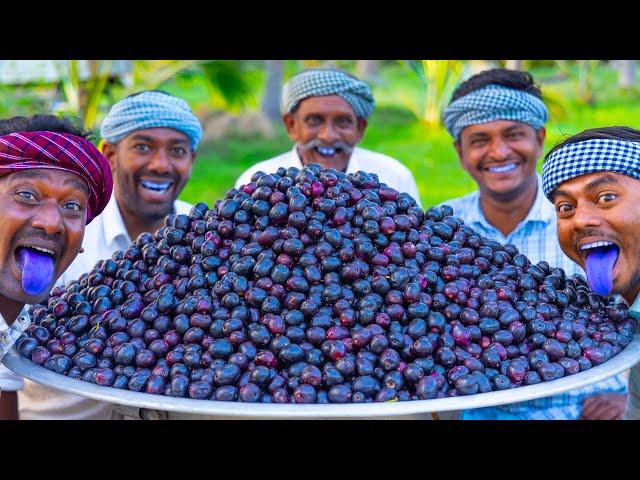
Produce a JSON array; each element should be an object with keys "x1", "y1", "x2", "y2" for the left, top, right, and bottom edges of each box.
[
  {"x1": 280, "y1": 69, "x2": 375, "y2": 119},
  {"x1": 101, "y1": 91, "x2": 203, "y2": 151},
  {"x1": 442, "y1": 84, "x2": 549, "y2": 140}
]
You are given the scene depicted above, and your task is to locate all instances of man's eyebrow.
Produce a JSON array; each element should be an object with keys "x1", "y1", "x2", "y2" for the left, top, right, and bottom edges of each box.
[
  {"x1": 9, "y1": 169, "x2": 48, "y2": 181},
  {"x1": 129, "y1": 133, "x2": 189, "y2": 145},
  {"x1": 584, "y1": 173, "x2": 619, "y2": 192},
  {"x1": 64, "y1": 177, "x2": 89, "y2": 196},
  {"x1": 552, "y1": 173, "x2": 620, "y2": 201}
]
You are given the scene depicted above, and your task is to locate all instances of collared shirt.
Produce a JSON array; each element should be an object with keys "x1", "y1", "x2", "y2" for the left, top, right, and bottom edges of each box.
[
  {"x1": 234, "y1": 145, "x2": 421, "y2": 206},
  {"x1": 14, "y1": 195, "x2": 193, "y2": 420},
  {"x1": 623, "y1": 295, "x2": 640, "y2": 420},
  {"x1": 443, "y1": 175, "x2": 628, "y2": 420}
]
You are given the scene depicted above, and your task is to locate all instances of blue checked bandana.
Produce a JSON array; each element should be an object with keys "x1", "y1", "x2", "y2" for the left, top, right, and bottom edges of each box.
[
  {"x1": 442, "y1": 84, "x2": 549, "y2": 140},
  {"x1": 100, "y1": 91, "x2": 203, "y2": 151},
  {"x1": 280, "y1": 69, "x2": 375, "y2": 119},
  {"x1": 542, "y1": 138, "x2": 640, "y2": 200}
]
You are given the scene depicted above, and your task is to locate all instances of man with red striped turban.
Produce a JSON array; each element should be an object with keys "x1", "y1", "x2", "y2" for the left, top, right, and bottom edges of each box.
[{"x1": 0, "y1": 114, "x2": 112, "y2": 419}]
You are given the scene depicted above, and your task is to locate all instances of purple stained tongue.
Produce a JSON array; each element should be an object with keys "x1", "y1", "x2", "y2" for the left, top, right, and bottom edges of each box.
[
  {"x1": 17, "y1": 247, "x2": 54, "y2": 296},
  {"x1": 585, "y1": 245, "x2": 619, "y2": 296}
]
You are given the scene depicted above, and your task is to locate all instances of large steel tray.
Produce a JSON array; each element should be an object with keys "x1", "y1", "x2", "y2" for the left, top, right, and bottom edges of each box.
[{"x1": 4, "y1": 333, "x2": 640, "y2": 419}]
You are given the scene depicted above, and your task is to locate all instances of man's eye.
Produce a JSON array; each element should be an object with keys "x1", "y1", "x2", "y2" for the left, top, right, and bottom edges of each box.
[
  {"x1": 171, "y1": 147, "x2": 188, "y2": 156},
  {"x1": 557, "y1": 203, "x2": 574, "y2": 213},
  {"x1": 63, "y1": 201, "x2": 82, "y2": 212},
  {"x1": 134, "y1": 144, "x2": 151, "y2": 151},
  {"x1": 16, "y1": 191, "x2": 37, "y2": 201},
  {"x1": 597, "y1": 193, "x2": 617, "y2": 204},
  {"x1": 306, "y1": 116, "x2": 322, "y2": 126}
]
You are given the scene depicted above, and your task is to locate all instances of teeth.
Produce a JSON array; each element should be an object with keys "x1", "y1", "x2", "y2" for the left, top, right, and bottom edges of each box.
[
  {"x1": 140, "y1": 180, "x2": 171, "y2": 192},
  {"x1": 488, "y1": 163, "x2": 518, "y2": 173},
  {"x1": 317, "y1": 147, "x2": 337, "y2": 156},
  {"x1": 24, "y1": 245, "x2": 55, "y2": 256},
  {"x1": 580, "y1": 241, "x2": 614, "y2": 251}
]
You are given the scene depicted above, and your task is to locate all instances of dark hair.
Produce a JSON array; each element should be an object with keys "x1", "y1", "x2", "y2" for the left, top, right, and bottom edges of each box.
[
  {"x1": 450, "y1": 68, "x2": 542, "y2": 102},
  {"x1": 0, "y1": 114, "x2": 91, "y2": 139},
  {"x1": 125, "y1": 89, "x2": 172, "y2": 99},
  {"x1": 545, "y1": 126, "x2": 640, "y2": 161}
]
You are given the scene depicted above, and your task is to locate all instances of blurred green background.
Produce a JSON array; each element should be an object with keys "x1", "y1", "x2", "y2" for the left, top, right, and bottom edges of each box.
[{"x1": 1, "y1": 59, "x2": 638, "y2": 208}]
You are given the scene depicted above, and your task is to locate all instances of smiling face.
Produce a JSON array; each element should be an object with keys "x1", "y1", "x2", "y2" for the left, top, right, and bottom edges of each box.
[
  {"x1": 283, "y1": 95, "x2": 367, "y2": 171},
  {"x1": 104, "y1": 127, "x2": 195, "y2": 222},
  {"x1": 553, "y1": 171, "x2": 640, "y2": 303},
  {"x1": 0, "y1": 169, "x2": 88, "y2": 312},
  {"x1": 456, "y1": 120, "x2": 545, "y2": 201}
]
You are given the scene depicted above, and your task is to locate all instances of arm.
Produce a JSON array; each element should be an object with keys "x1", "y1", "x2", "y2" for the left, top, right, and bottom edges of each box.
[
  {"x1": 624, "y1": 364, "x2": 640, "y2": 420},
  {"x1": 0, "y1": 391, "x2": 18, "y2": 420}
]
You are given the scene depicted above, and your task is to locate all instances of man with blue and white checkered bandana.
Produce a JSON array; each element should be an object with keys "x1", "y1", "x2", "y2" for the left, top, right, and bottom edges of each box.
[
  {"x1": 235, "y1": 68, "x2": 420, "y2": 205},
  {"x1": 542, "y1": 126, "x2": 640, "y2": 420},
  {"x1": 440, "y1": 69, "x2": 628, "y2": 420}
]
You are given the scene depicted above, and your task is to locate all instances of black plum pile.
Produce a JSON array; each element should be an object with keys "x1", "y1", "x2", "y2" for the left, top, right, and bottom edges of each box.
[{"x1": 17, "y1": 164, "x2": 638, "y2": 404}]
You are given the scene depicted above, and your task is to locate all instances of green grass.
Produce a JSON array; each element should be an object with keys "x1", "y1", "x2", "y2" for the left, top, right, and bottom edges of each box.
[{"x1": 179, "y1": 63, "x2": 640, "y2": 209}]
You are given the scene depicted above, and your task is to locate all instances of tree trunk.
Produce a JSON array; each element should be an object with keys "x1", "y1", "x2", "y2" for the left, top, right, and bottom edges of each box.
[
  {"x1": 617, "y1": 60, "x2": 636, "y2": 88},
  {"x1": 357, "y1": 60, "x2": 380, "y2": 81},
  {"x1": 261, "y1": 60, "x2": 284, "y2": 123},
  {"x1": 505, "y1": 60, "x2": 523, "y2": 71}
]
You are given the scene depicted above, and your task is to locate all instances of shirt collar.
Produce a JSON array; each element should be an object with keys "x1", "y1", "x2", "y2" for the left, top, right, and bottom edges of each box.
[
  {"x1": 465, "y1": 174, "x2": 554, "y2": 228},
  {"x1": 101, "y1": 194, "x2": 181, "y2": 248},
  {"x1": 101, "y1": 193, "x2": 130, "y2": 247},
  {"x1": 290, "y1": 144, "x2": 360, "y2": 173},
  {"x1": 629, "y1": 293, "x2": 640, "y2": 316}
]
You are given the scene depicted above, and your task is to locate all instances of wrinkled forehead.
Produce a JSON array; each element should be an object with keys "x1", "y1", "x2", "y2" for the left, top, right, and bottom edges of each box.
[
  {"x1": 3, "y1": 168, "x2": 89, "y2": 196},
  {"x1": 120, "y1": 127, "x2": 191, "y2": 145},
  {"x1": 551, "y1": 171, "x2": 634, "y2": 200},
  {"x1": 295, "y1": 95, "x2": 357, "y2": 116}
]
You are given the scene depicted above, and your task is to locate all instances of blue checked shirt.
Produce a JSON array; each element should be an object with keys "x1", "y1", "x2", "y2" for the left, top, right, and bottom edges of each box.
[{"x1": 441, "y1": 175, "x2": 628, "y2": 420}]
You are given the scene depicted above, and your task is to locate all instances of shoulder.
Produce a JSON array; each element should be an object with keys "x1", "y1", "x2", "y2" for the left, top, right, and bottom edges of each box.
[
  {"x1": 438, "y1": 190, "x2": 478, "y2": 211},
  {"x1": 356, "y1": 148, "x2": 413, "y2": 178},
  {"x1": 235, "y1": 152, "x2": 291, "y2": 188},
  {"x1": 174, "y1": 199, "x2": 194, "y2": 215}
]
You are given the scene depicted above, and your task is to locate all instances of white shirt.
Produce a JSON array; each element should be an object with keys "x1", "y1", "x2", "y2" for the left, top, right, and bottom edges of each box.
[
  {"x1": 15, "y1": 195, "x2": 193, "y2": 420},
  {"x1": 624, "y1": 295, "x2": 640, "y2": 420},
  {"x1": 235, "y1": 145, "x2": 421, "y2": 207}
]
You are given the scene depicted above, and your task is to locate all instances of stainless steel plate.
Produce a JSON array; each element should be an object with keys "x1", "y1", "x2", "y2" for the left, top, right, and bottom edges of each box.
[{"x1": 4, "y1": 334, "x2": 640, "y2": 419}]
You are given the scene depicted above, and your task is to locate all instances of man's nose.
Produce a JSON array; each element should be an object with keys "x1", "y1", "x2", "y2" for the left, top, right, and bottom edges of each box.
[
  {"x1": 487, "y1": 138, "x2": 512, "y2": 161},
  {"x1": 573, "y1": 202, "x2": 603, "y2": 232},
  {"x1": 317, "y1": 122, "x2": 339, "y2": 143},
  {"x1": 147, "y1": 149, "x2": 171, "y2": 174},
  {"x1": 31, "y1": 199, "x2": 65, "y2": 236}
]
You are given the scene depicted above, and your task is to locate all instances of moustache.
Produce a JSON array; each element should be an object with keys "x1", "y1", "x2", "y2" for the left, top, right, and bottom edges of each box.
[
  {"x1": 575, "y1": 229, "x2": 619, "y2": 244},
  {"x1": 11, "y1": 228, "x2": 64, "y2": 254},
  {"x1": 300, "y1": 139, "x2": 354, "y2": 156}
]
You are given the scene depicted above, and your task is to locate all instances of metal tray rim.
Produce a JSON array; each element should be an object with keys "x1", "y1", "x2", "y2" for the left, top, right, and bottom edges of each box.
[{"x1": 4, "y1": 334, "x2": 640, "y2": 418}]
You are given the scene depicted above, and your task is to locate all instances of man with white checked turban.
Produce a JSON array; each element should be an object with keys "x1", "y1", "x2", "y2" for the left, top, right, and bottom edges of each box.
[
  {"x1": 439, "y1": 68, "x2": 627, "y2": 420},
  {"x1": 14, "y1": 90, "x2": 202, "y2": 420},
  {"x1": 542, "y1": 126, "x2": 640, "y2": 420},
  {"x1": 235, "y1": 68, "x2": 420, "y2": 205}
]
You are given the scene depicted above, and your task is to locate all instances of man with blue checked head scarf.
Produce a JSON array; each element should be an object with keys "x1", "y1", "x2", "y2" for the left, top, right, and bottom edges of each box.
[
  {"x1": 235, "y1": 68, "x2": 421, "y2": 205},
  {"x1": 542, "y1": 126, "x2": 640, "y2": 420},
  {"x1": 439, "y1": 68, "x2": 627, "y2": 420},
  {"x1": 14, "y1": 90, "x2": 203, "y2": 420}
]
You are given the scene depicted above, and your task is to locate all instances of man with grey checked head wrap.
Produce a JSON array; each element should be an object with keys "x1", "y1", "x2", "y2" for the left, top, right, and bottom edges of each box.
[
  {"x1": 235, "y1": 68, "x2": 420, "y2": 205},
  {"x1": 14, "y1": 90, "x2": 202, "y2": 420},
  {"x1": 438, "y1": 68, "x2": 628, "y2": 420},
  {"x1": 542, "y1": 126, "x2": 640, "y2": 420}
]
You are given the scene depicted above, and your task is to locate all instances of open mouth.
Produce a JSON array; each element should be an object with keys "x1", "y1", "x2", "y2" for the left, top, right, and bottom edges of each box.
[
  {"x1": 14, "y1": 245, "x2": 57, "y2": 296},
  {"x1": 484, "y1": 162, "x2": 519, "y2": 174},
  {"x1": 140, "y1": 180, "x2": 173, "y2": 193},
  {"x1": 579, "y1": 240, "x2": 620, "y2": 296},
  {"x1": 314, "y1": 146, "x2": 343, "y2": 158}
]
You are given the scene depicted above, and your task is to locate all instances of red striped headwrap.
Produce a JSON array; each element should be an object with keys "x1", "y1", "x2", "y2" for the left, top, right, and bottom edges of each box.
[{"x1": 0, "y1": 131, "x2": 113, "y2": 224}]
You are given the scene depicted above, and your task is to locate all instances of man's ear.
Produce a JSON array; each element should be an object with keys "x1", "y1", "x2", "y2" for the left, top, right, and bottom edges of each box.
[
  {"x1": 101, "y1": 141, "x2": 118, "y2": 173},
  {"x1": 536, "y1": 126, "x2": 547, "y2": 147},
  {"x1": 454, "y1": 141, "x2": 463, "y2": 161},
  {"x1": 282, "y1": 113, "x2": 299, "y2": 142},
  {"x1": 355, "y1": 118, "x2": 367, "y2": 143}
]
